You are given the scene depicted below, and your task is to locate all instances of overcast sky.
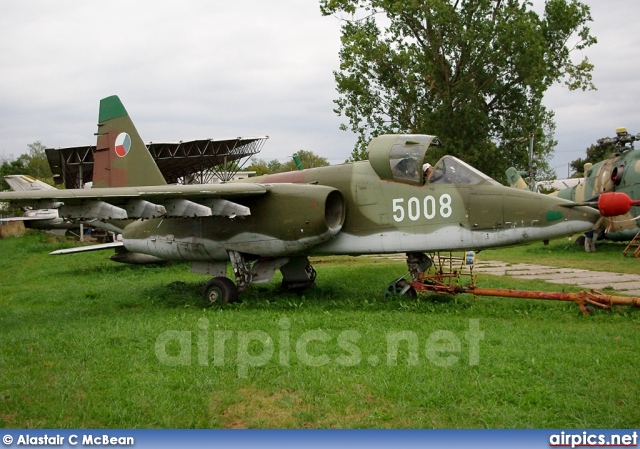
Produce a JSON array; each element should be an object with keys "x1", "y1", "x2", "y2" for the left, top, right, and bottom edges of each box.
[{"x1": 1, "y1": 1, "x2": 639, "y2": 178}]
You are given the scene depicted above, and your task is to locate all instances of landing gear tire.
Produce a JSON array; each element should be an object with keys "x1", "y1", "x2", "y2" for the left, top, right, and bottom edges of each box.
[
  {"x1": 203, "y1": 277, "x2": 238, "y2": 304},
  {"x1": 385, "y1": 278, "x2": 417, "y2": 299}
]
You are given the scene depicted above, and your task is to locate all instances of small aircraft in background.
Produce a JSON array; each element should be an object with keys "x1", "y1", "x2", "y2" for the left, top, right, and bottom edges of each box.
[
  {"x1": 1, "y1": 174, "x2": 126, "y2": 238},
  {"x1": 0, "y1": 175, "x2": 66, "y2": 232},
  {"x1": 0, "y1": 96, "x2": 634, "y2": 303},
  {"x1": 0, "y1": 175, "x2": 80, "y2": 235}
]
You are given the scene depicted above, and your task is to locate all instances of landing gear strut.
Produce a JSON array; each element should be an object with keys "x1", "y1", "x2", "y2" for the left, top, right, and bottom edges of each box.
[
  {"x1": 229, "y1": 250, "x2": 252, "y2": 292},
  {"x1": 406, "y1": 252, "x2": 433, "y2": 280},
  {"x1": 201, "y1": 250, "x2": 249, "y2": 304},
  {"x1": 200, "y1": 253, "x2": 318, "y2": 303}
]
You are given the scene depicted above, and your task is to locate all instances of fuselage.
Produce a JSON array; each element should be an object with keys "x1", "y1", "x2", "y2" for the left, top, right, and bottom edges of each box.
[{"x1": 122, "y1": 157, "x2": 601, "y2": 261}]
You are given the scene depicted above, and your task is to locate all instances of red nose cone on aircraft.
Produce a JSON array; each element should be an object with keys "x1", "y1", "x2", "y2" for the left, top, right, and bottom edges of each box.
[{"x1": 598, "y1": 192, "x2": 640, "y2": 217}]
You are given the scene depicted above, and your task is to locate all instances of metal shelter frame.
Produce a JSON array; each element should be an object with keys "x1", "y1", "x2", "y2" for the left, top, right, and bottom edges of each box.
[{"x1": 46, "y1": 136, "x2": 268, "y2": 188}]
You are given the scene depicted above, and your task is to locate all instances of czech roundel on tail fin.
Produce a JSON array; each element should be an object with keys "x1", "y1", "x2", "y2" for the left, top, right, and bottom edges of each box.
[{"x1": 92, "y1": 95, "x2": 166, "y2": 188}]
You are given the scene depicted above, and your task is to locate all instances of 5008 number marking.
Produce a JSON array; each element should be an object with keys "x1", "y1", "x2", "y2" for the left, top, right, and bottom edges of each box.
[{"x1": 392, "y1": 194, "x2": 452, "y2": 222}]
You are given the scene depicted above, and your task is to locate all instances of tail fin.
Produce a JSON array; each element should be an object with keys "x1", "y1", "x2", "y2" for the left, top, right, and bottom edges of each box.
[
  {"x1": 92, "y1": 95, "x2": 166, "y2": 188},
  {"x1": 505, "y1": 167, "x2": 528, "y2": 190}
]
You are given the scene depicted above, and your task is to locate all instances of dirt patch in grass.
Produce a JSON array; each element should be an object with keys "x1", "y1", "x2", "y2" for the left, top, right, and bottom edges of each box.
[
  {"x1": 212, "y1": 387, "x2": 313, "y2": 428},
  {"x1": 211, "y1": 384, "x2": 418, "y2": 428}
]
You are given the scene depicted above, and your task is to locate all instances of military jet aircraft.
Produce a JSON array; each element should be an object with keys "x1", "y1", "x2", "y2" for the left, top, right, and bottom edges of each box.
[{"x1": 0, "y1": 95, "x2": 631, "y2": 303}]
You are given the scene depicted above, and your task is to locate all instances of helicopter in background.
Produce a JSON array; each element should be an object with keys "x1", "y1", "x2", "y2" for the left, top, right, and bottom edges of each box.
[{"x1": 554, "y1": 127, "x2": 640, "y2": 250}]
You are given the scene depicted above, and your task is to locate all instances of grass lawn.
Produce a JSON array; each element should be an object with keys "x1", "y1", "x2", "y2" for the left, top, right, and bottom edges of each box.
[{"x1": 1, "y1": 232, "x2": 639, "y2": 428}]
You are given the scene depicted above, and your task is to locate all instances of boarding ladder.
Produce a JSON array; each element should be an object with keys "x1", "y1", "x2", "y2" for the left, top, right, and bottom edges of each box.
[{"x1": 623, "y1": 229, "x2": 640, "y2": 258}]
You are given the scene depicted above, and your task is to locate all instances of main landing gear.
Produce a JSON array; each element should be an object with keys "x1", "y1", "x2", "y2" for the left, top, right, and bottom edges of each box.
[
  {"x1": 203, "y1": 277, "x2": 239, "y2": 304},
  {"x1": 201, "y1": 252, "x2": 317, "y2": 304}
]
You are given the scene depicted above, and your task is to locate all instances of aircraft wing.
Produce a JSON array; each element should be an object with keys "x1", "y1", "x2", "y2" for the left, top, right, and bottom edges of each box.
[
  {"x1": 50, "y1": 241, "x2": 125, "y2": 255},
  {"x1": 0, "y1": 183, "x2": 267, "y2": 220}
]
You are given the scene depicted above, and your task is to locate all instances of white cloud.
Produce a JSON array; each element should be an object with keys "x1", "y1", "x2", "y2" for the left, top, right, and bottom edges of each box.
[
  {"x1": 1, "y1": 1, "x2": 639, "y2": 173},
  {"x1": 544, "y1": 0, "x2": 640, "y2": 176},
  {"x1": 0, "y1": 0, "x2": 354, "y2": 163}
]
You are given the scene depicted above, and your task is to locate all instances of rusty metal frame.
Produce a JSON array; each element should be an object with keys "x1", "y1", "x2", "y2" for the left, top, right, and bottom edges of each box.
[{"x1": 406, "y1": 252, "x2": 640, "y2": 314}]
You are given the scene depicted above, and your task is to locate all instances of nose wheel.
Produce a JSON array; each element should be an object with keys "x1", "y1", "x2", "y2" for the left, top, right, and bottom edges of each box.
[
  {"x1": 385, "y1": 278, "x2": 417, "y2": 299},
  {"x1": 203, "y1": 276, "x2": 238, "y2": 304}
]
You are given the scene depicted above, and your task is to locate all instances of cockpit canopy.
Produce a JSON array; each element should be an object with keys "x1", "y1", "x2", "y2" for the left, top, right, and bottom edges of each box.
[
  {"x1": 366, "y1": 134, "x2": 500, "y2": 186},
  {"x1": 367, "y1": 134, "x2": 440, "y2": 185},
  {"x1": 428, "y1": 156, "x2": 501, "y2": 186}
]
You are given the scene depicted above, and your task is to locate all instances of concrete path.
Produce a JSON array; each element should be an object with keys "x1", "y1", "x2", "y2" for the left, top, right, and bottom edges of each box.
[
  {"x1": 371, "y1": 254, "x2": 640, "y2": 297},
  {"x1": 472, "y1": 260, "x2": 640, "y2": 297}
]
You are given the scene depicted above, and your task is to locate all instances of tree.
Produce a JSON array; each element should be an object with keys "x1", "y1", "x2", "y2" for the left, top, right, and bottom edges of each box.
[
  {"x1": 267, "y1": 159, "x2": 284, "y2": 174},
  {"x1": 246, "y1": 151, "x2": 330, "y2": 175},
  {"x1": 245, "y1": 158, "x2": 269, "y2": 176},
  {"x1": 320, "y1": 0, "x2": 596, "y2": 181},
  {"x1": 244, "y1": 158, "x2": 285, "y2": 175},
  {"x1": 569, "y1": 141, "x2": 617, "y2": 177},
  {"x1": 281, "y1": 150, "x2": 330, "y2": 172},
  {"x1": 23, "y1": 141, "x2": 53, "y2": 182},
  {"x1": 0, "y1": 141, "x2": 55, "y2": 191}
]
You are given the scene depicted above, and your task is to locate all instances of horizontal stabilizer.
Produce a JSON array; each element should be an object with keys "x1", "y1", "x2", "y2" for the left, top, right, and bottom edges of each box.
[
  {"x1": 50, "y1": 241, "x2": 124, "y2": 255},
  {"x1": 0, "y1": 216, "x2": 59, "y2": 223}
]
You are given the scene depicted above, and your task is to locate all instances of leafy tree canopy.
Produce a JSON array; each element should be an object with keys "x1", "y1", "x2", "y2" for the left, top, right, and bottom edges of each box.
[
  {"x1": 568, "y1": 128, "x2": 640, "y2": 177},
  {"x1": 569, "y1": 142, "x2": 617, "y2": 177},
  {"x1": 0, "y1": 141, "x2": 55, "y2": 191},
  {"x1": 247, "y1": 150, "x2": 330, "y2": 175},
  {"x1": 281, "y1": 150, "x2": 330, "y2": 172},
  {"x1": 320, "y1": 0, "x2": 596, "y2": 182}
]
